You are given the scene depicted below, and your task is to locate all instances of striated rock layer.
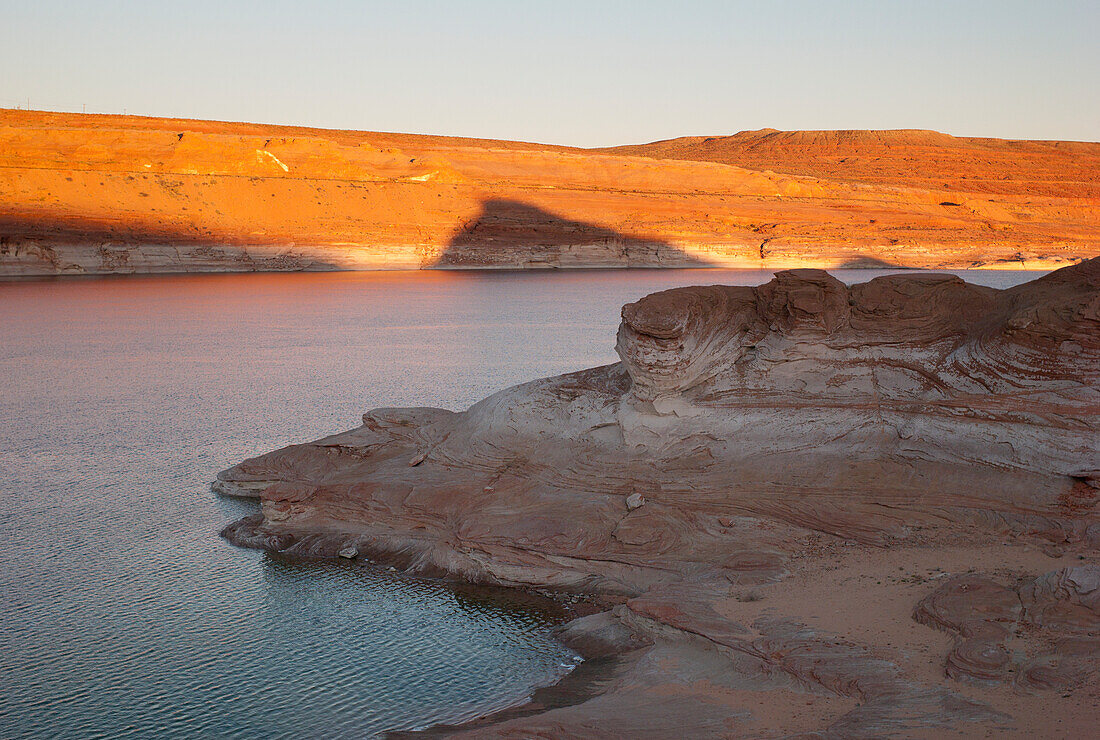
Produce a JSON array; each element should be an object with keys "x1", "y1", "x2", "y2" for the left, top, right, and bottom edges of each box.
[
  {"x1": 914, "y1": 567, "x2": 1100, "y2": 690},
  {"x1": 216, "y1": 261, "x2": 1100, "y2": 737},
  {"x1": 3, "y1": 109, "x2": 1099, "y2": 276}
]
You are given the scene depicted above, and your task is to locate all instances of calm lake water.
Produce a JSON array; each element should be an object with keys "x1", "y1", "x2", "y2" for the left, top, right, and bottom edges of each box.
[{"x1": 0, "y1": 267, "x2": 1041, "y2": 738}]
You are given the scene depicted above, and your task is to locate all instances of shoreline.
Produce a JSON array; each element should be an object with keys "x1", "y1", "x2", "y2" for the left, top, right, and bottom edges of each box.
[
  {"x1": 212, "y1": 262, "x2": 1100, "y2": 736},
  {"x1": 0, "y1": 255, "x2": 1072, "y2": 282},
  {"x1": 220, "y1": 512, "x2": 629, "y2": 738},
  {"x1": 219, "y1": 511, "x2": 1100, "y2": 738},
  {"x1": 213, "y1": 515, "x2": 648, "y2": 738}
]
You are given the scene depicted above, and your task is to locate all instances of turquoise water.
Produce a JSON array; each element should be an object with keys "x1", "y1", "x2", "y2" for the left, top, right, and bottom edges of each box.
[{"x1": 0, "y1": 268, "x2": 1041, "y2": 738}]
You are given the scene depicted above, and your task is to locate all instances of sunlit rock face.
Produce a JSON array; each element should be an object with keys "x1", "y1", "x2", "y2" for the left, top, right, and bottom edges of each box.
[
  {"x1": 4, "y1": 110, "x2": 1100, "y2": 277},
  {"x1": 217, "y1": 261, "x2": 1099, "y2": 737}
]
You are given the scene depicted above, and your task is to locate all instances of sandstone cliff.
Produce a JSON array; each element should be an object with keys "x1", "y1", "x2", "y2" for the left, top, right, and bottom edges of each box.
[
  {"x1": 216, "y1": 261, "x2": 1100, "y2": 737},
  {"x1": 2, "y1": 110, "x2": 1097, "y2": 276}
]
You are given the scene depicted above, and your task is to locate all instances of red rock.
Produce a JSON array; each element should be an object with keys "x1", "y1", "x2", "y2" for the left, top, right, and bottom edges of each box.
[{"x1": 2, "y1": 110, "x2": 1098, "y2": 275}]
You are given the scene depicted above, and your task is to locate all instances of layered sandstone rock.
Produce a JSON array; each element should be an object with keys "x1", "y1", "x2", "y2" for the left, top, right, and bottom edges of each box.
[
  {"x1": 216, "y1": 261, "x2": 1099, "y2": 736},
  {"x1": 915, "y1": 566, "x2": 1100, "y2": 690},
  {"x1": 3, "y1": 109, "x2": 1098, "y2": 276}
]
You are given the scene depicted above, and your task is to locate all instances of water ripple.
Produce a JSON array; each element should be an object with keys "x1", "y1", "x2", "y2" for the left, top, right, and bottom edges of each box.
[{"x1": 0, "y1": 268, "x2": 1040, "y2": 737}]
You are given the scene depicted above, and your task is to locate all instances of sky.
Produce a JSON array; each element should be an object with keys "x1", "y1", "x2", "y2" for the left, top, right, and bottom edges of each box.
[{"x1": 2, "y1": 0, "x2": 1097, "y2": 147}]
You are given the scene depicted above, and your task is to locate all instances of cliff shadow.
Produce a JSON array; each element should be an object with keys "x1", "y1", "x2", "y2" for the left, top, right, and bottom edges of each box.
[
  {"x1": 433, "y1": 198, "x2": 712, "y2": 269},
  {"x1": 835, "y1": 255, "x2": 907, "y2": 269}
]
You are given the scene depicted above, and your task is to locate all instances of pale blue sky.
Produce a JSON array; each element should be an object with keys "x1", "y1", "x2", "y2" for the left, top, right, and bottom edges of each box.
[{"x1": 2, "y1": 0, "x2": 1097, "y2": 146}]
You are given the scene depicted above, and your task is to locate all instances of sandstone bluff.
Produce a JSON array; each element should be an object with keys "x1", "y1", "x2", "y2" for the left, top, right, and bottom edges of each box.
[
  {"x1": 217, "y1": 261, "x2": 1100, "y2": 737},
  {"x1": 3, "y1": 109, "x2": 1099, "y2": 276}
]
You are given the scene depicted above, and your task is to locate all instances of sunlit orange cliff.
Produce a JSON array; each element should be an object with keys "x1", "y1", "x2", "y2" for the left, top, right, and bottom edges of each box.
[{"x1": 2, "y1": 108, "x2": 1098, "y2": 276}]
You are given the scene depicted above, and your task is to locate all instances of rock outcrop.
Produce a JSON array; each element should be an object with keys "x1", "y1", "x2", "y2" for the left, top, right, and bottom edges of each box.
[
  {"x1": 915, "y1": 566, "x2": 1100, "y2": 690},
  {"x1": 217, "y1": 261, "x2": 1100, "y2": 736},
  {"x1": 3, "y1": 109, "x2": 1098, "y2": 276}
]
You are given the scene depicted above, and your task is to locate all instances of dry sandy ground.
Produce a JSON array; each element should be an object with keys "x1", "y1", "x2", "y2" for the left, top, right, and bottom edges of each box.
[{"x1": 725, "y1": 541, "x2": 1100, "y2": 738}]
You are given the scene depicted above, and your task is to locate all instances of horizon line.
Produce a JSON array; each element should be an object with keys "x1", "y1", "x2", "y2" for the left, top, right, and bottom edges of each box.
[{"x1": 5, "y1": 105, "x2": 1099, "y2": 149}]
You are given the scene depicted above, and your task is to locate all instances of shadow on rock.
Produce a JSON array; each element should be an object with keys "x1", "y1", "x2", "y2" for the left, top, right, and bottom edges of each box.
[{"x1": 433, "y1": 198, "x2": 712, "y2": 268}]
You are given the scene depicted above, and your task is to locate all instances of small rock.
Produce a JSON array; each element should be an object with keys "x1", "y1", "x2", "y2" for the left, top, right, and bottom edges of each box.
[
  {"x1": 338, "y1": 546, "x2": 358, "y2": 559},
  {"x1": 626, "y1": 493, "x2": 645, "y2": 511},
  {"x1": 265, "y1": 505, "x2": 291, "y2": 522},
  {"x1": 1040, "y1": 543, "x2": 1066, "y2": 558}
]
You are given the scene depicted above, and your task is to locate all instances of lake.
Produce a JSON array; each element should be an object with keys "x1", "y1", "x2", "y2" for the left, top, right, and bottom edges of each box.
[{"x1": 0, "y1": 267, "x2": 1042, "y2": 738}]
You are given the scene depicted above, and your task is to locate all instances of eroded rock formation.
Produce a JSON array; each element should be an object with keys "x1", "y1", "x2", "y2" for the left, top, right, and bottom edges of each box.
[
  {"x1": 217, "y1": 261, "x2": 1100, "y2": 736},
  {"x1": 915, "y1": 566, "x2": 1100, "y2": 690}
]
